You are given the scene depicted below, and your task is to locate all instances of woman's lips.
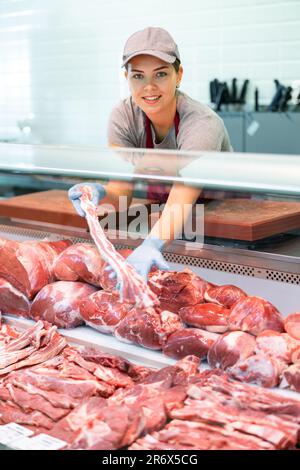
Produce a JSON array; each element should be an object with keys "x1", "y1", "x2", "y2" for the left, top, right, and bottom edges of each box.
[{"x1": 142, "y1": 95, "x2": 161, "y2": 105}]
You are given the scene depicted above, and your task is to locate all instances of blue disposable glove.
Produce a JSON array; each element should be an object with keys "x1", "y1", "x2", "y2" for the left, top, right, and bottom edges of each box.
[
  {"x1": 106, "y1": 238, "x2": 170, "y2": 285},
  {"x1": 68, "y1": 182, "x2": 106, "y2": 217},
  {"x1": 127, "y1": 237, "x2": 170, "y2": 281}
]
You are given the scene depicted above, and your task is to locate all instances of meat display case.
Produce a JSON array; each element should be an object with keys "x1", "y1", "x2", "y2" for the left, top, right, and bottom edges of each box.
[
  {"x1": 0, "y1": 142, "x2": 299, "y2": 366},
  {"x1": 0, "y1": 143, "x2": 300, "y2": 451}
]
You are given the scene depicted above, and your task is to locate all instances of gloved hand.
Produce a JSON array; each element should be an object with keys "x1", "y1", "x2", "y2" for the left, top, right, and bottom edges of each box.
[
  {"x1": 106, "y1": 237, "x2": 169, "y2": 283},
  {"x1": 68, "y1": 182, "x2": 106, "y2": 217}
]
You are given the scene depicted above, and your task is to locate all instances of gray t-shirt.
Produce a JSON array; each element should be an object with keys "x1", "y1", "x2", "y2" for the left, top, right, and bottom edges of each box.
[{"x1": 107, "y1": 90, "x2": 232, "y2": 151}]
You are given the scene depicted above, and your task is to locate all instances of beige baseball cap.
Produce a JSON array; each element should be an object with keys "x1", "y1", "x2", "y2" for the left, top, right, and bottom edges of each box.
[{"x1": 122, "y1": 27, "x2": 181, "y2": 67}]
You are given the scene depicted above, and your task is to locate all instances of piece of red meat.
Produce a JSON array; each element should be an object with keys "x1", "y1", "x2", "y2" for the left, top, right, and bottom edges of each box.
[
  {"x1": 228, "y1": 296, "x2": 284, "y2": 335},
  {"x1": 281, "y1": 363, "x2": 300, "y2": 392},
  {"x1": 148, "y1": 269, "x2": 212, "y2": 313},
  {"x1": 30, "y1": 281, "x2": 97, "y2": 328},
  {"x1": 204, "y1": 284, "x2": 247, "y2": 308},
  {"x1": 0, "y1": 399, "x2": 55, "y2": 430},
  {"x1": 207, "y1": 331, "x2": 256, "y2": 370},
  {"x1": 0, "y1": 277, "x2": 31, "y2": 318},
  {"x1": 53, "y1": 243, "x2": 106, "y2": 286},
  {"x1": 63, "y1": 347, "x2": 134, "y2": 388},
  {"x1": 0, "y1": 323, "x2": 20, "y2": 348},
  {"x1": 114, "y1": 307, "x2": 182, "y2": 350},
  {"x1": 255, "y1": 330, "x2": 300, "y2": 364},
  {"x1": 284, "y1": 313, "x2": 300, "y2": 340},
  {"x1": 144, "y1": 356, "x2": 200, "y2": 387},
  {"x1": 179, "y1": 303, "x2": 230, "y2": 333},
  {"x1": 0, "y1": 238, "x2": 71, "y2": 299},
  {"x1": 227, "y1": 354, "x2": 284, "y2": 388},
  {"x1": 33, "y1": 240, "x2": 72, "y2": 278},
  {"x1": 0, "y1": 326, "x2": 67, "y2": 376},
  {"x1": 79, "y1": 346, "x2": 131, "y2": 372},
  {"x1": 163, "y1": 328, "x2": 219, "y2": 359},
  {"x1": 130, "y1": 419, "x2": 275, "y2": 450},
  {"x1": 49, "y1": 397, "x2": 144, "y2": 450},
  {"x1": 79, "y1": 290, "x2": 132, "y2": 334},
  {"x1": 80, "y1": 186, "x2": 158, "y2": 308}
]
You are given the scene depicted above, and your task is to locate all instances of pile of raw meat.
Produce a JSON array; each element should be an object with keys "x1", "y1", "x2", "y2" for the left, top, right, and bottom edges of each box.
[
  {"x1": 0, "y1": 315, "x2": 299, "y2": 450},
  {"x1": 0, "y1": 235, "x2": 299, "y2": 392}
]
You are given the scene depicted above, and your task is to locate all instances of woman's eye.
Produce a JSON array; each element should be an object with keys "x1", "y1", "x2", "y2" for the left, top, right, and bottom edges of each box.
[
  {"x1": 156, "y1": 71, "x2": 167, "y2": 78},
  {"x1": 132, "y1": 73, "x2": 143, "y2": 80}
]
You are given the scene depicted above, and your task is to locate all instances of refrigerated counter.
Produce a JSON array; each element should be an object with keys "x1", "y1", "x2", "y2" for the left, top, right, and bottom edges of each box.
[{"x1": 0, "y1": 142, "x2": 299, "y2": 319}]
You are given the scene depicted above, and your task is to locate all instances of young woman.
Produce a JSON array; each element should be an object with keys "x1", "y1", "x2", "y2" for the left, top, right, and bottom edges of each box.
[{"x1": 69, "y1": 27, "x2": 232, "y2": 281}]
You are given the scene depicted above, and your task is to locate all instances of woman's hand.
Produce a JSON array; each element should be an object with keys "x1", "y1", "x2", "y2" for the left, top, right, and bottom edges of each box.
[
  {"x1": 126, "y1": 237, "x2": 169, "y2": 281},
  {"x1": 68, "y1": 183, "x2": 106, "y2": 217}
]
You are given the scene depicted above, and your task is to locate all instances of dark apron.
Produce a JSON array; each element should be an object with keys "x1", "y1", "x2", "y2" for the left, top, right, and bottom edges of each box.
[
  {"x1": 145, "y1": 114, "x2": 249, "y2": 204},
  {"x1": 145, "y1": 112, "x2": 180, "y2": 203}
]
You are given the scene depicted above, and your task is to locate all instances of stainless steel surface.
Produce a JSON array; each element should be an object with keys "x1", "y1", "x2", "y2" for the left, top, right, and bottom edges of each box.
[
  {"x1": 0, "y1": 220, "x2": 299, "y2": 284},
  {"x1": 0, "y1": 143, "x2": 300, "y2": 195}
]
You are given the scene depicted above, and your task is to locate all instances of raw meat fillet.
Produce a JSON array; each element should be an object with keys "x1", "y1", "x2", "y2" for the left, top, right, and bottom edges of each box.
[
  {"x1": 163, "y1": 328, "x2": 218, "y2": 359},
  {"x1": 78, "y1": 346, "x2": 154, "y2": 381},
  {"x1": 79, "y1": 186, "x2": 158, "y2": 308},
  {"x1": 33, "y1": 240, "x2": 72, "y2": 277},
  {"x1": 284, "y1": 313, "x2": 300, "y2": 340},
  {"x1": 63, "y1": 347, "x2": 134, "y2": 388},
  {"x1": 0, "y1": 324, "x2": 67, "y2": 376},
  {"x1": 0, "y1": 320, "x2": 47, "y2": 351},
  {"x1": 30, "y1": 281, "x2": 97, "y2": 328},
  {"x1": 255, "y1": 330, "x2": 300, "y2": 364},
  {"x1": 171, "y1": 397, "x2": 297, "y2": 449},
  {"x1": 281, "y1": 363, "x2": 300, "y2": 392},
  {"x1": 179, "y1": 303, "x2": 230, "y2": 333},
  {"x1": 0, "y1": 400, "x2": 55, "y2": 430},
  {"x1": 227, "y1": 354, "x2": 283, "y2": 388},
  {"x1": 192, "y1": 371, "x2": 300, "y2": 420},
  {"x1": 114, "y1": 307, "x2": 182, "y2": 350},
  {"x1": 207, "y1": 331, "x2": 256, "y2": 369},
  {"x1": 53, "y1": 243, "x2": 105, "y2": 286},
  {"x1": 0, "y1": 323, "x2": 20, "y2": 348},
  {"x1": 2, "y1": 383, "x2": 69, "y2": 421},
  {"x1": 148, "y1": 269, "x2": 212, "y2": 313},
  {"x1": 144, "y1": 356, "x2": 200, "y2": 387},
  {"x1": 129, "y1": 419, "x2": 274, "y2": 450},
  {"x1": 108, "y1": 370, "x2": 187, "y2": 434},
  {"x1": 0, "y1": 277, "x2": 31, "y2": 318},
  {"x1": 228, "y1": 296, "x2": 284, "y2": 335},
  {"x1": 79, "y1": 346, "x2": 131, "y2": 372},
  {"x1": 49, "y1": 398, "x2": 144, "y2": 450},
  {"x1": 204, "y1": 284, "x2": 247, "y2": 308},
  {"x1": 79, "y1": 290, "x2": 132, "y2": 334},
  {"x1": 0, "y1": 238, "x2": 71, "y2": 298},
  {"x1": 67, "y1": 403, "x2": 145, "y2": 450}
]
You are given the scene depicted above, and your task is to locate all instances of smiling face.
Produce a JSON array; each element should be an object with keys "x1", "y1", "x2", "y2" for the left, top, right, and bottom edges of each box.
[{"x1": 125, "y1": 55, "x2": 183, "y2": 118}]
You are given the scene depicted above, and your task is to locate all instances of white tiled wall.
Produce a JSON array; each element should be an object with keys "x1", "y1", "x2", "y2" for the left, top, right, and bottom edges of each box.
[{"x1": 0, "y1": 0, "x2": 299, "y2": 146}]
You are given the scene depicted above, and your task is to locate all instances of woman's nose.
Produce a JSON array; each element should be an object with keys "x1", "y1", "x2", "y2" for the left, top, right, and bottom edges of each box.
[{"x1": 143, "y1": 76, "x2": 157, "y2": 89}]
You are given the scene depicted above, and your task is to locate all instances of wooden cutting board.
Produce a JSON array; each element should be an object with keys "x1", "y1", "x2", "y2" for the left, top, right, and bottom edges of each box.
[
  {"x1": 0, "y1": 190, "x2": 157, "y2": 230},
  {"x1": 149, "y1": 199, "x2": 300, "y2": 241},
  {"x1": 204, "y1": 199, "x2": 300, "y2": 240},
  {"x1": 1, "y1": 192, "x2": 299, "y2": 241}
]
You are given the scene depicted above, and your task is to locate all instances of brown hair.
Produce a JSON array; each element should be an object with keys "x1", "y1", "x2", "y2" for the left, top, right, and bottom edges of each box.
[{"x1": 125, "y1": 58, "x2": 181, "y2": 73}]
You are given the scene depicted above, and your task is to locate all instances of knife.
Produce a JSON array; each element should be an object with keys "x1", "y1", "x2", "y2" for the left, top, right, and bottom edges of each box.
[
  {"x1": 231, "y1": 78, "x2": 237, "y2": 103},
  {"x1": 254, "y1": 88, "x2": 259, "y2": 111},
  {"x1": 238, "y1": 79, "x2": 249, "y2": 103},
  {"x1": 278, "y1": 86, "x2": 293, "y2": 111},
  {"x1": 215, "y1": 82, "x2": 226, "y2": 111},
  {"x1": 267, "y1": 84, "x2": 285, "y2": 112}
]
